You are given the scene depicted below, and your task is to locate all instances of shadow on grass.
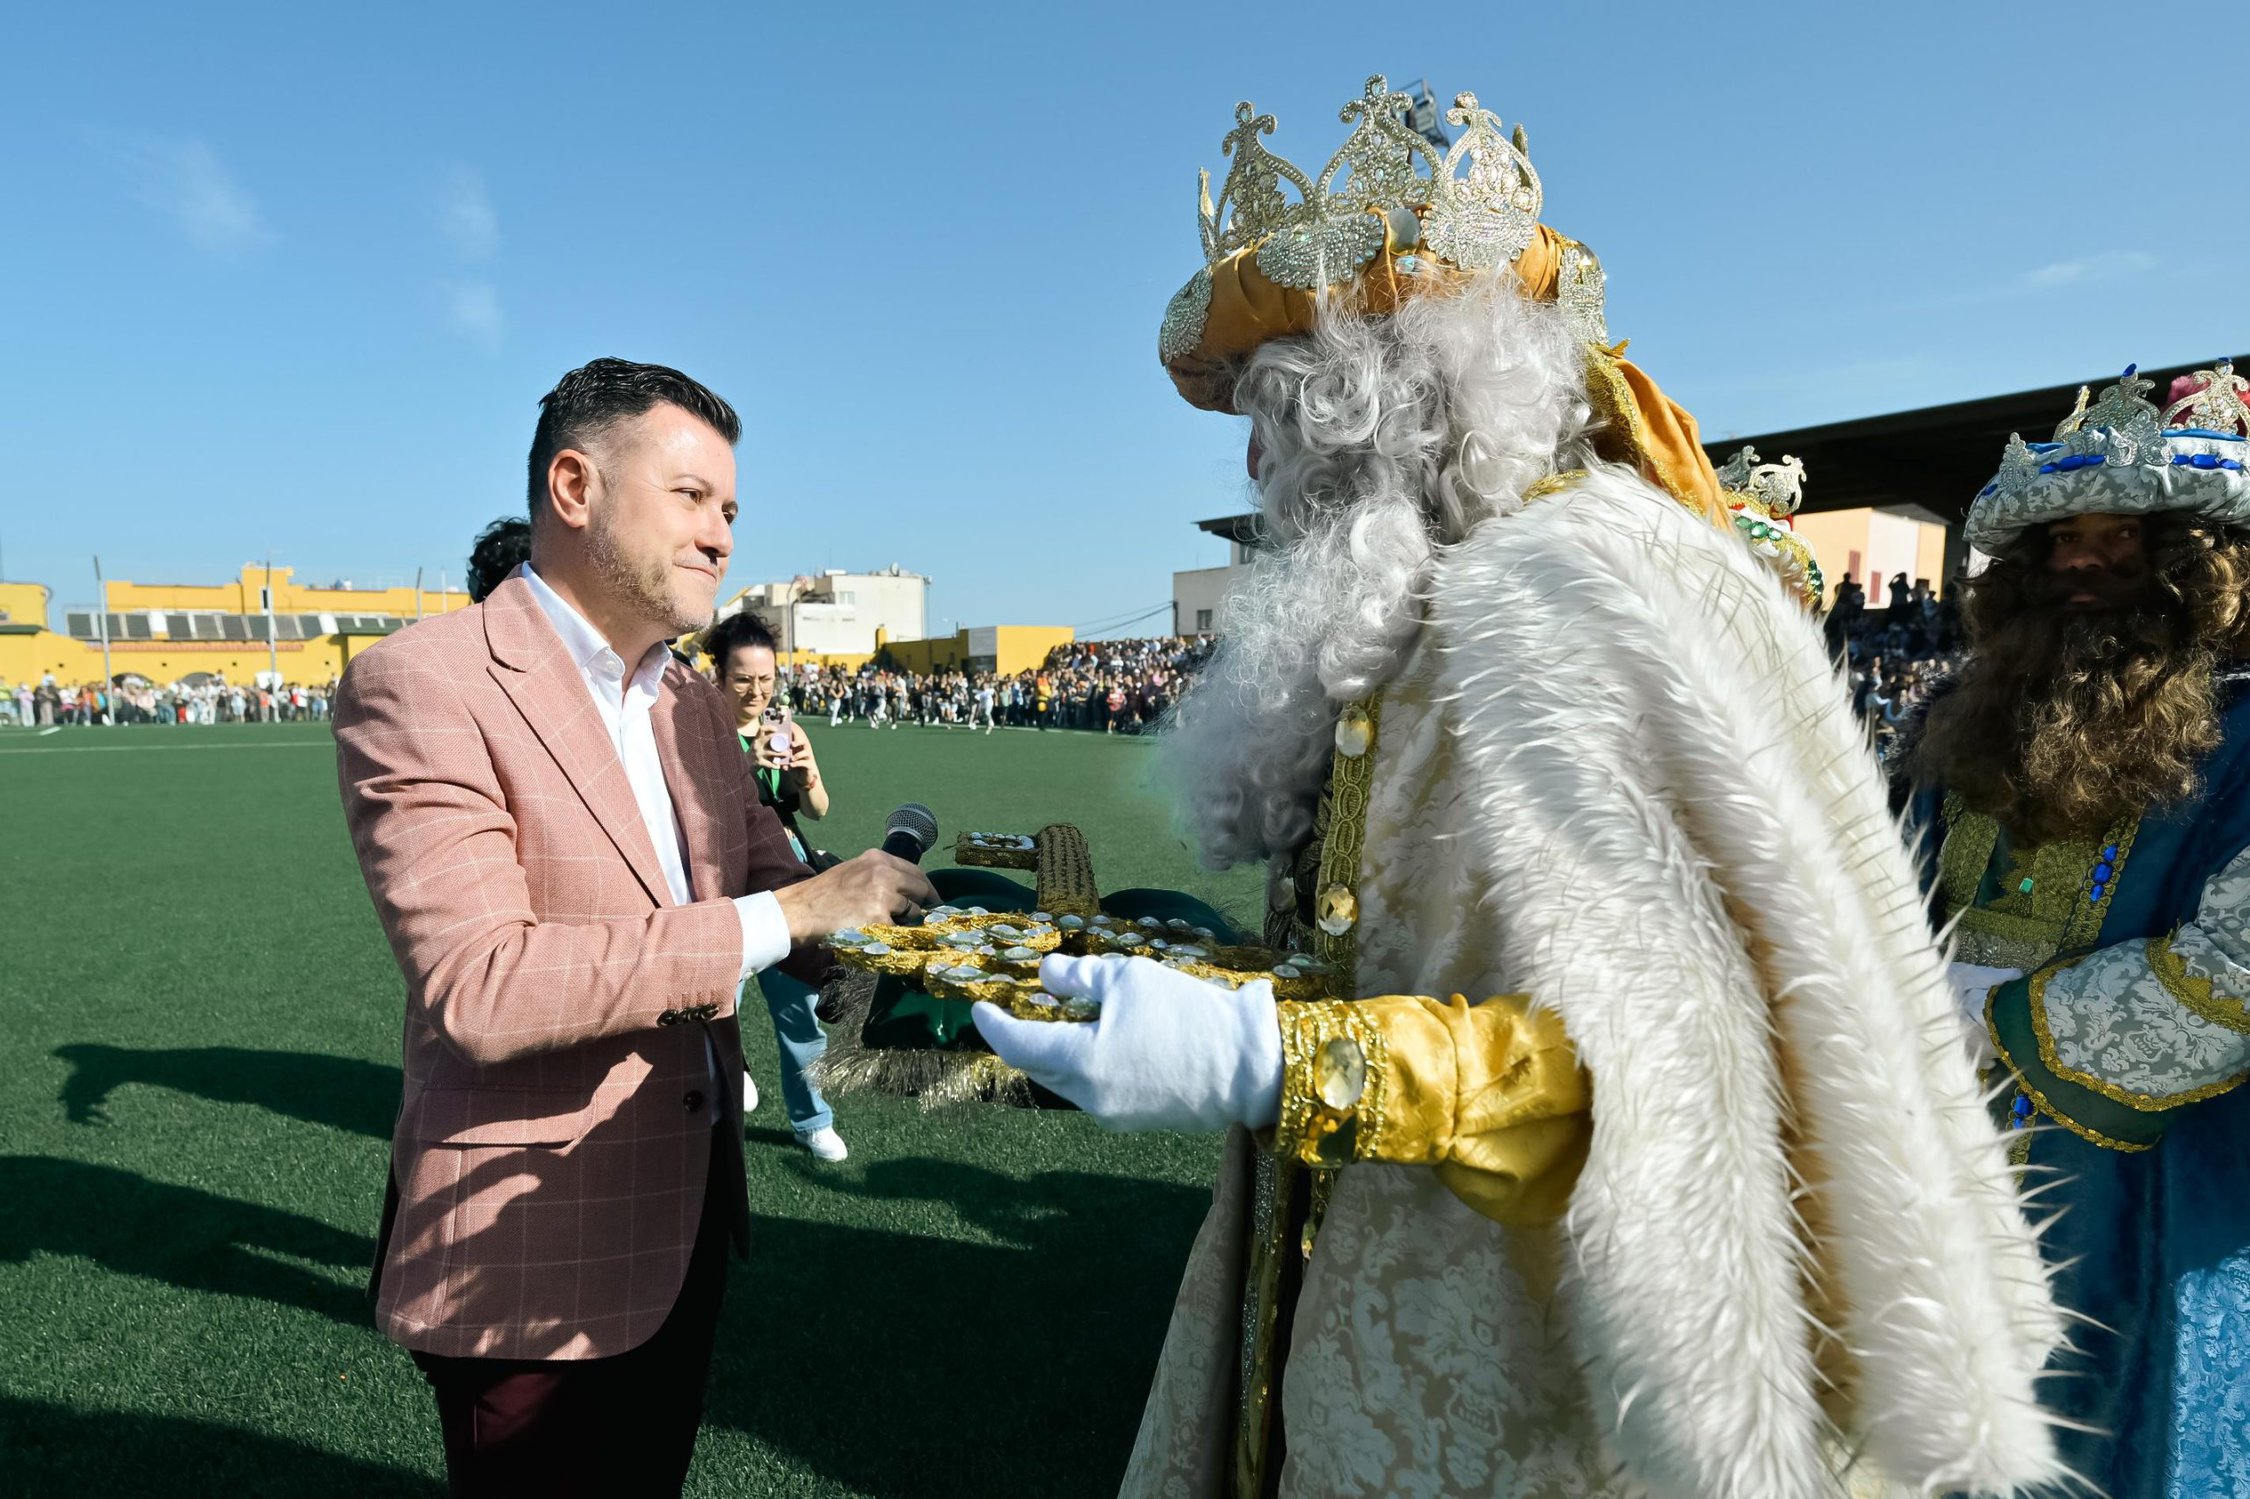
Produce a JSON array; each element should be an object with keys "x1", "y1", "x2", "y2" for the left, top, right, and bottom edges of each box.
[
  {"x1": 0, "y1": 1393, "x2": 440, "y2": 1496},
  {"x1": 55, "y1": 1043, "x2": 400, "y2": 1137},
  {"x1": 706, "y1": 1158, "x2": 1210, "y2": 1498},
  {"x1": 0, "y1": 1156, "x2": 375, "y2": 1329}
]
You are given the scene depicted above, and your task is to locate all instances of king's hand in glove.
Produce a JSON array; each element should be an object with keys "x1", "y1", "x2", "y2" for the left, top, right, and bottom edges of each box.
[{"x1": 973, "y1": 954, "x2": 1284, "y2": 1131}]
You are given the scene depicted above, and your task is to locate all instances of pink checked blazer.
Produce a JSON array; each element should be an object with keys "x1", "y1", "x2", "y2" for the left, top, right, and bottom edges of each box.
[{"x1": 334, "y1": 575, "x2": 820, "y2": 1360}]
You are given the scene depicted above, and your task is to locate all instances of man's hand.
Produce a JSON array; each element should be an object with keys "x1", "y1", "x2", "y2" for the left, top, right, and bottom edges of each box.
[
  {"x1": 772, "y1": 849, "x2": 936, "y2": 942},
  {"x1": 972, "y1": 954, "x2": 1283, "y2": 1132}
]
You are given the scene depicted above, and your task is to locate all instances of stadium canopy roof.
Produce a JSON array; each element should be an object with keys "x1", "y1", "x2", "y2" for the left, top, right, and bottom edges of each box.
[
  {"x1": 1196, "y1": 370, "x2": 2120, "y2": 543},
  {"x1": 1715, "y1": 372, "x2": 2107, "y2": 525}
]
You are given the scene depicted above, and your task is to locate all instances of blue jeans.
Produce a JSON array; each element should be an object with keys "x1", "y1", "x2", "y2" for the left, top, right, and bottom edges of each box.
[{"x1": 753, "y1": 969, "x2": 834, "y2": 1134}]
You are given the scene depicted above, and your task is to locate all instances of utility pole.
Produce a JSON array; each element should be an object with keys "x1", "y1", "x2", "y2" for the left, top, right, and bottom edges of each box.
[
  {"x1": 415, "y1": 566, "x2": 425, "y2": 621},
  {"x1": 92, "y1": 555, "x2": 112, "y2": 724}
]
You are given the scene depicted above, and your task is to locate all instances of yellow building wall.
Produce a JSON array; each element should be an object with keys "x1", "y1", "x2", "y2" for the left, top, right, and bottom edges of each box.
[
  {"x1": 869, "y1": 625, "x2": 1076, "y2": 676},
  {"x1": 0, "y1": 582, "x2": 52, "y2": 630},
  {"x1": 0, "y1": 564, "x2": 466, "y2": 690},
  {"x1": 990, "y1": 626, "x2": 1075, "y2": 675},
  {"x1": 876, "y1": 633, "x2": 965, "y2": 675},
  {"x1": 0, "y1": 628, "x2": 399, "y2": 689},
  {"x1": 105, "y1": 564, "x2": 470, "y2": 618}
]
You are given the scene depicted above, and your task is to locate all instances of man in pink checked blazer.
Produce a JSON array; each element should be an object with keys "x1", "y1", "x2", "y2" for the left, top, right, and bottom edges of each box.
[{"x1": 335, "y1": 359, "x2": 932, "y2": 1495}]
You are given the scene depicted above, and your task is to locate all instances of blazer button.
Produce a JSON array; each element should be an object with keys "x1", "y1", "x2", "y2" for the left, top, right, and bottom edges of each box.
[{"x1": 683, "y1": 1090, "x2": 705, "y2": 1112}]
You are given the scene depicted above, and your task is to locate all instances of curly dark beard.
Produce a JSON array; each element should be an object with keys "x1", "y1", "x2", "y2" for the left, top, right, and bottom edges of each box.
[{"x1": 1910, "y1": 515, "x2": 2250, "y2": 844}]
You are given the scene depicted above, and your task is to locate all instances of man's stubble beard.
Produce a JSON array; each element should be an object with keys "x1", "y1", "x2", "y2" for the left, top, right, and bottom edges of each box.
[{"x1": 586, "y1": 501, "x2": 713, "y2": 642}]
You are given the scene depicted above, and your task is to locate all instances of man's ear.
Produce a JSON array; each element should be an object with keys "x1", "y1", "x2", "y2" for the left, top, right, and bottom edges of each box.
[{"x1": 544, "y1": 449, "x2": 600, "y2": 535}]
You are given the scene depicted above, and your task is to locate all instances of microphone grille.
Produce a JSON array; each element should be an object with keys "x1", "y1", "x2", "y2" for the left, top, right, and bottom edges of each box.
[{"x1": 886, "y1": 802, "x2": 939, "y2": 855}]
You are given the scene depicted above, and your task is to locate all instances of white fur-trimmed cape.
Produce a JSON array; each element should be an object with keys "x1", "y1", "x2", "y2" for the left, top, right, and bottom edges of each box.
[{"x1": 1427, "y1": 465, "x2": 2066, "y2": 1498}]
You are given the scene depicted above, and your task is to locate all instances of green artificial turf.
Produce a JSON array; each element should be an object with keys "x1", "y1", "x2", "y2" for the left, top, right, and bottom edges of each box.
[{"x1": 0, "y1": 718, "x2": 1259, "y2": 1496}]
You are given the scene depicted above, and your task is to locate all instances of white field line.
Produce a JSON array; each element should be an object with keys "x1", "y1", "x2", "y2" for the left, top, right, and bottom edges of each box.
[{"x1": 0, "y1": 740, "x2": 332, "y2": 755}]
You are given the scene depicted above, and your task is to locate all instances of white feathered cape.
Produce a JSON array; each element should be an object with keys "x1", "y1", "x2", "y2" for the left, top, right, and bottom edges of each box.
[{"x1": 1122, "y1": 467, "x2": 2064, "y2": 1499}]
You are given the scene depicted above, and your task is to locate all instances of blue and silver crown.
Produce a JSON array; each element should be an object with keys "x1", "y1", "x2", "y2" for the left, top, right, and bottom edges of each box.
[{"x1": 1965, "y1": 361, "x2": 2250, "y2": 554}]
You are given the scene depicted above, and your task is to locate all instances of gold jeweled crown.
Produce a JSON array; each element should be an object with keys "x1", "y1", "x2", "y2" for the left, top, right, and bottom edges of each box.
[
  {"x1": 1159, "y1": 76, "x2": 1607, "y2": 369},
  {"x1": 1154, "y1": 74, "x2": 1746, "y2": 522},
  {"x1": 1203, "y1": 76, "x2": 1540, "y2": 289}
]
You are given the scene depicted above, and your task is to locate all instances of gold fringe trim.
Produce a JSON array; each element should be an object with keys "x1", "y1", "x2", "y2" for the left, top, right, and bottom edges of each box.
[
  {"x1": 2028, "y1": 955, "x2": 2250, "y2": 1113},
  {"x1": 1985, "y1": 979, "x2": 2151, "y2": 1153},
  {"x1": 804, "y1": 1046, "x2": 1034, "y2": 1110},
  {"x1": 2149, "y1": 932, "x2": 2250, "y2": 1036},
  {"x1": 804, "y1": 970, "x2": 1038, "y2": 1110}
]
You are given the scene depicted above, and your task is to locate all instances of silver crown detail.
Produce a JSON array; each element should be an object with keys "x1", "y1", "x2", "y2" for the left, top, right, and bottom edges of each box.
[
  {"x1": 2163, "y1": 360, "x2": 2250, "y2": 436},
  {"x1": 1160, "y1": 76, "x2": 1566, "y2": 368},
  {"x1": 1196, "y1": 76, "x2": 1544, "y2": 294},
  {"x1": 1715, "y1": 447, "x2": 1806, "y2": 518},
  {"x1": 1968, "y1": 361, "x2": 2250, "y2": 554},
  {"x1": 1984, "y1": 367, "x2": 2169, "y2": 508}
]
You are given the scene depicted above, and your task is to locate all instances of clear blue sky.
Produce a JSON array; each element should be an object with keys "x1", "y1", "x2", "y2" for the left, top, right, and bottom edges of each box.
[{"x1": 2, "y1": 1, "x2": 2241, "y2": 634}]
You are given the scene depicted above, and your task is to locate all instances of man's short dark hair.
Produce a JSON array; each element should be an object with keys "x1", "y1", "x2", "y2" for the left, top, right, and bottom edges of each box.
[
  {"x1": 466, "y1": 515, "x2": 532, "y2": 602},
  {"x1": 702, "y1": 609, "x2": 778, "y2": 668},
  {"x1": 527, "y1": 357, "x2": 741, "y2": 520}
]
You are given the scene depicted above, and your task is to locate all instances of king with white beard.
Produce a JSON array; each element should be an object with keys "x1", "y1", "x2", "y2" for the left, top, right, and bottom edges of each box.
[{"x1": 975, "y1": 79, "x2": 2069, "y2": 1499}]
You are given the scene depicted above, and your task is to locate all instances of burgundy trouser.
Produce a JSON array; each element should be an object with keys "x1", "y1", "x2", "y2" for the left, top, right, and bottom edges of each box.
[{"x1": 411, "y1": 1135, "x2": 732, "y2": 1498}]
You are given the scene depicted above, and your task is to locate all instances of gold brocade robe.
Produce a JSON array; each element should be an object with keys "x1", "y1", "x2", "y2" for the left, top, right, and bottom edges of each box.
[
  {"x1": 1117, "y1": 470, "x2": 2063, "y2": 1499},
  {"x1": 1121, "y1": 650, "x2": 1618, "y2": 1499}
]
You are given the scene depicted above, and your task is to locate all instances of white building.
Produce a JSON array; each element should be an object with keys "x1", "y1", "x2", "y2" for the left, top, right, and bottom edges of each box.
[
  {"x1": 1171, "y1": 515, "x2": 1254, "y2": 635},
  {"x1": 722, "y1": 566, "x2": 929, "y2": 656}
]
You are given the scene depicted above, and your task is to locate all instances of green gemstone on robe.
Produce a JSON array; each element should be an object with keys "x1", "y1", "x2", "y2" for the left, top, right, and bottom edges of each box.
[{"x1": 2018, "y1": 877, "x2": 2036, "y2": 894}]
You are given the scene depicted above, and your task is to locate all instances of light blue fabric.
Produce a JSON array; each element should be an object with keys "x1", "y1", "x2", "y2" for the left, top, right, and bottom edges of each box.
[
  {"x1": 751, "y1": 969, "x2": 833, "y2": 1135},
  {"x1": 1913, "y1": 672, "x2": 2250, "y2": 1496},
  {"x1": 2165, "y1": 1157, "x2": 2250, "y2": 1495}
]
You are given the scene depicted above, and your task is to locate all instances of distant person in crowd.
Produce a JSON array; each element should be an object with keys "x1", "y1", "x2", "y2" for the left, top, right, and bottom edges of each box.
[
  {"x1": 333, "y1": 356, "x2": 931, "y2": 1493},
  {"x1": 1887, "y1": 570, "x2": 1913, "y2": 615},
  {"x1": 465, "y1": 515, "x2": 533, "y2": 604},
  {"x1": 702, "y1": 608, "x2": 846, "y2": 1163}
]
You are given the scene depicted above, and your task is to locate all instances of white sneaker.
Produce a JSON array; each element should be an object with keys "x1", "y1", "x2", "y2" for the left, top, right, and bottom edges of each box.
[
  {"x1": 742, "y1": 1070, "x2": 760, "y2": 1113},
  {"x1": 796, "y1": 1126, "x2": 848, "y2": 1162}
]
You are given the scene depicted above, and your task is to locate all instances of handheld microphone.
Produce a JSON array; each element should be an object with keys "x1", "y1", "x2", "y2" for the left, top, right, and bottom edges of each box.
[{"x1": 879, "y1": 803, "x2": 939, "y2": 864}]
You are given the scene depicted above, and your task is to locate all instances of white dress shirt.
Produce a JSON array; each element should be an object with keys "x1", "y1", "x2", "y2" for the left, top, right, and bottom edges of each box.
[{"x1": 518, "y1": 565, "x2": 792, "y2": 981}]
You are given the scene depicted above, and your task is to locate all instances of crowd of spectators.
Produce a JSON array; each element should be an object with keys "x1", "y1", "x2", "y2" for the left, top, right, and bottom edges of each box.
[
  {"x1": 775, "y1": 636, "x2": 1214, "y2": 735},
  {"x1": 1, "y1": 675, "x2": 332, "y2": 727},
  {"x1": 1823, "y1": 572, "x2": 1965, "y2": 753}
]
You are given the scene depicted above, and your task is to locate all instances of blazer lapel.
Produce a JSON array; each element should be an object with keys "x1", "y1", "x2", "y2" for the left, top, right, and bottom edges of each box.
[
  {"x1": 483, "y1": 577, "x2": 674, "y2": 909},
  {"x1": 653, "y1": 667, "x2": 728, "y2": 901}
]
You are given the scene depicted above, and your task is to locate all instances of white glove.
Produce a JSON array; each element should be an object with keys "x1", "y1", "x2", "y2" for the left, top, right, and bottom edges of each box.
[
  {"x1": 972, "y1": 954, "x2": 1284, "y2": 1132},
  {"x1": 1947, "y1": 962, "x2": 2022, "y2": 1069}
]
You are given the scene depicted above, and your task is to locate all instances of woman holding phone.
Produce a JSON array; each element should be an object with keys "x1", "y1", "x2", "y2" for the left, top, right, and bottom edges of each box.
[{"x1": 703, "y1": 611, "x2": 846, "y2": 1162}]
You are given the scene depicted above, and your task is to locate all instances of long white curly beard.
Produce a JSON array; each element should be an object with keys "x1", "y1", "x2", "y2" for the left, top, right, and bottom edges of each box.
[{"x1": 1163, "y1": 277, "x2": 1591, "y2": 870}]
